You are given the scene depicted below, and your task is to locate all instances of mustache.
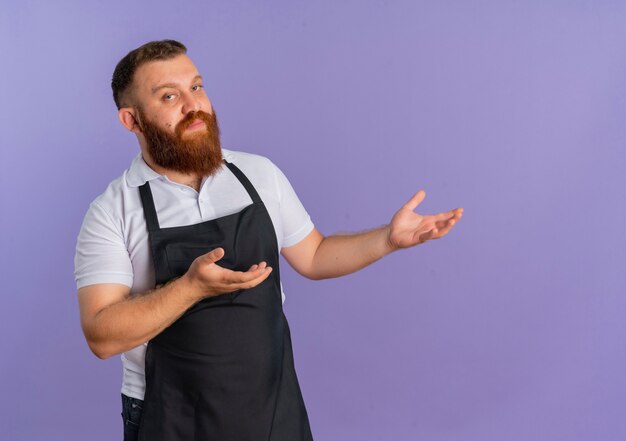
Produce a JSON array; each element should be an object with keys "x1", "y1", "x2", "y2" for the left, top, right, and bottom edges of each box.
[
  {"x1": 139, "y1": 107, "x2": 223, "y2": 177},
  {"x1": 175, "y1": 110, "x2": 214, "y2": 138}
]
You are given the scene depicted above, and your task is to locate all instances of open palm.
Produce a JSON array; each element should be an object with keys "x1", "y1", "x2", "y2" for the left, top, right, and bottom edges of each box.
[{"x1": 388, "y1": 190, "x2": 463, "y2": 250}]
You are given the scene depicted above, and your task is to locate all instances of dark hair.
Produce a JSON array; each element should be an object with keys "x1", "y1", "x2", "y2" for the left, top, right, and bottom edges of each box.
[{"x1": 111, "y1": 39, "x2": 187, "y2": 109}]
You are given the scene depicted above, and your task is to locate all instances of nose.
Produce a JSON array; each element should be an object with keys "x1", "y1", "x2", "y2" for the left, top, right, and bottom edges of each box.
[{"x1": 181, "y1": 91, "x2": 201, "y2": 114}]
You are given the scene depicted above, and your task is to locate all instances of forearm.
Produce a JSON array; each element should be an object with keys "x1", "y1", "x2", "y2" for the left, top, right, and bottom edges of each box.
[
  {"x1": 85, "y1": 275, "x2": 199, "y2": 359},
  {"x1": 283, "y1": 192, "x2": 463, "y2": 281},
  {"x1": 308, "y1": 225, "x2": 395, "y2": 280}
]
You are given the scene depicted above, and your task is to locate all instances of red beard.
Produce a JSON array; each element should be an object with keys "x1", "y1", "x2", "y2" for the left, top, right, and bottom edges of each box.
[{"x1": 138, "y1": 109, "x2": 223, "y2": 177}]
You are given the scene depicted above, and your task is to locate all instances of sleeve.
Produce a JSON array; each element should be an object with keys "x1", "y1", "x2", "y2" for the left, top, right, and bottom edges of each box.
[
  {"x1": 271, "y1": 161, "x2": 315, "y2": 248},
  {"x1": 74, "y1": 200, "x2": 134, "y2": 290}
]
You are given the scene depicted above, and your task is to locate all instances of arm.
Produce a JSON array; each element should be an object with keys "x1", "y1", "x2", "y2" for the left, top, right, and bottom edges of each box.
[
  {"x1": 78, "y1": 248, "x2": 272, "y2": 359},
  {"x1": 281, "y1": 190, "x2": 463, "y2": 280}
]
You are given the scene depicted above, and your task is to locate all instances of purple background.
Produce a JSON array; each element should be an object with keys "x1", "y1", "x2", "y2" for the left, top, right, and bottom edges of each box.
[{"x1": 2, "y1": 1, "x2": 625, "y2": 440}]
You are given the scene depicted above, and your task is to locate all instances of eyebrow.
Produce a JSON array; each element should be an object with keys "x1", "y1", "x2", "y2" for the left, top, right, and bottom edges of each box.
[{"x1": 151, "y1": 75, "x2": 203, "y2": 94}]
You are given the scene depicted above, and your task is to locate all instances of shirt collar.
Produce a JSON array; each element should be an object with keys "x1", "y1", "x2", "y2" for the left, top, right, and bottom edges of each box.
[
  {"x1": 125, "y1": 149, "x2": 234, "y2": 188},
  {"x1": 125, "y1": 153, "x2": 162, "y2": 187}
]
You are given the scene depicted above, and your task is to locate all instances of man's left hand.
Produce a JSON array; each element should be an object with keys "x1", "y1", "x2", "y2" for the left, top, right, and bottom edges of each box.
[{"x1": 387, "y1": 190, "x2": 463, "y2": 250}]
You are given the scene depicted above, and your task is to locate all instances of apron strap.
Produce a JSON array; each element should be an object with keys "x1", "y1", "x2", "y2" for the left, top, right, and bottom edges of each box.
[
  {"x1": 224, "y1": 161, "x2": 263, "y2": 205},
  {"x1": 138, "y1": 182, "x2": 161, "y2": 232},
  {"x1": 139, "y1": 160, "x2": 261, "y2": 232}
]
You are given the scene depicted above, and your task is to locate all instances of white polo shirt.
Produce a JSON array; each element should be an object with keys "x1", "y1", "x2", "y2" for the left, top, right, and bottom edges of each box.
[{"x1": 74, "y1": 148, "x2": 314, "y2": 400}]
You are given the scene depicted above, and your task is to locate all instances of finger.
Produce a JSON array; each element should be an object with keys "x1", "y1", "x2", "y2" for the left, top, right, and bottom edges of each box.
[
  {"x1": 235, "y1": 267, "x2": 274, "y2": 290},
  {"x1": 433, "y1": 207, "x2": 463, "y2": 220},
  {"x1": 435, "y1": 216, "x2": 460, "y2": 229},
  {"x1": 434, "y1": 218, "x2": 459, "y2": 238},
  {"x1": 199, "y1": 247, "x2": 225, "y2": 265},
  {"x1": 225, "y1": 266, "x2": 272, "y2": 284},
  {"x1": 247, "y1": 261, "x2": 268, "y2": 272},
  {"x1": 433, "y1": 211, "x2": 456, "y2": 222},
  {"x1": 403, "y1": 190, "x2": 426, "y2": 211},
  {"x1": 225, "y1": 267, "x2": 273, "y2": 291}
]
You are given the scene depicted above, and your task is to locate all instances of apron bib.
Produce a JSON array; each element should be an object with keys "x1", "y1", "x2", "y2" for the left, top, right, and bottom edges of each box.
[{"x1": 136, "y1": 161, "x2": 313, "y2": 441}]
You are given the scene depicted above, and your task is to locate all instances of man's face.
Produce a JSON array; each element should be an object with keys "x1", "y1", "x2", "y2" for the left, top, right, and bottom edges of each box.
[{"x1": 128, "y1": 54, "x2": 222, "y2": 176}]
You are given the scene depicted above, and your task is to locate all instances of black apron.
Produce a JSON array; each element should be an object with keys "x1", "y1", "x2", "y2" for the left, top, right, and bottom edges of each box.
[{"x1": 136, "y1": 161, "x2": 313, "y2": 441}]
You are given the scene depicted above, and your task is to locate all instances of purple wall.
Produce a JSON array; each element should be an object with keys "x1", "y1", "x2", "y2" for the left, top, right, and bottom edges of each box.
[{"x1": 2, "y1": 1, "x2": 625, "y2": 440}]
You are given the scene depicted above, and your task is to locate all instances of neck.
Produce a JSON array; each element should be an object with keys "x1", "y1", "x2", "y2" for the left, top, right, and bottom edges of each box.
[{"x1": 141, "y1": 150, "x2": 203, "y2": 192}]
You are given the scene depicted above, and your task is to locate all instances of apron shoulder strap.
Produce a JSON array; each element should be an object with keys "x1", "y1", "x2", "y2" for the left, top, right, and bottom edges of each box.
[
  {"x1": 224, "y1": 160, "x2": 263, "y2": 205},
  {"x1": 138, "y1": 181, "x2": 161, "y2": 232}
]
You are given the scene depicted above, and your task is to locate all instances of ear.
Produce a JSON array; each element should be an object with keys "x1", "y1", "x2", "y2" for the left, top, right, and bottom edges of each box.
[{"x1": 118, "y1": 107, "x2": 142, "y2": 134}]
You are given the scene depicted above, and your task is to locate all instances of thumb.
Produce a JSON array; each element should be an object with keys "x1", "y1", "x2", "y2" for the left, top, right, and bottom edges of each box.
[
  {"x1": 404, "y1": 190, "x2": 426, "y2": 211},
  {"x1": 200, "y1": 247, "x2": 225, "y2": 265}
]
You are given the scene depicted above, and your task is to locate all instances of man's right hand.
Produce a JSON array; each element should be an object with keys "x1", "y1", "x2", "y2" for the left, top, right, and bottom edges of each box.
[
  {"x1": 183, "y1": 248, "x2": 273, "y2": 301},
  {"x1": 78, "y1": 247, "x2": 272, "y2": 359}
]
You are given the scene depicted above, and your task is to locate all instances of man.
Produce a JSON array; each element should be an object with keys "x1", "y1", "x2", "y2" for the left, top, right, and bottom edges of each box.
[{"x1": 75, "y1": 40, "x2": 463, "y2": 441}]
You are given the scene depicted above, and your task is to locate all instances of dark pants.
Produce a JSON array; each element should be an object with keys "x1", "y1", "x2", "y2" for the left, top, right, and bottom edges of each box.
[{"x1": 121, "y1": 394, "x2": 143, "y2": 441}]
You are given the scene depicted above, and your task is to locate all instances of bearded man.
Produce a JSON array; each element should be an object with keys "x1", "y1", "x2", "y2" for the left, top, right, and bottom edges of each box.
[{"x1": 75, "y1": 40, "x2": 463, "y2": 441}]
